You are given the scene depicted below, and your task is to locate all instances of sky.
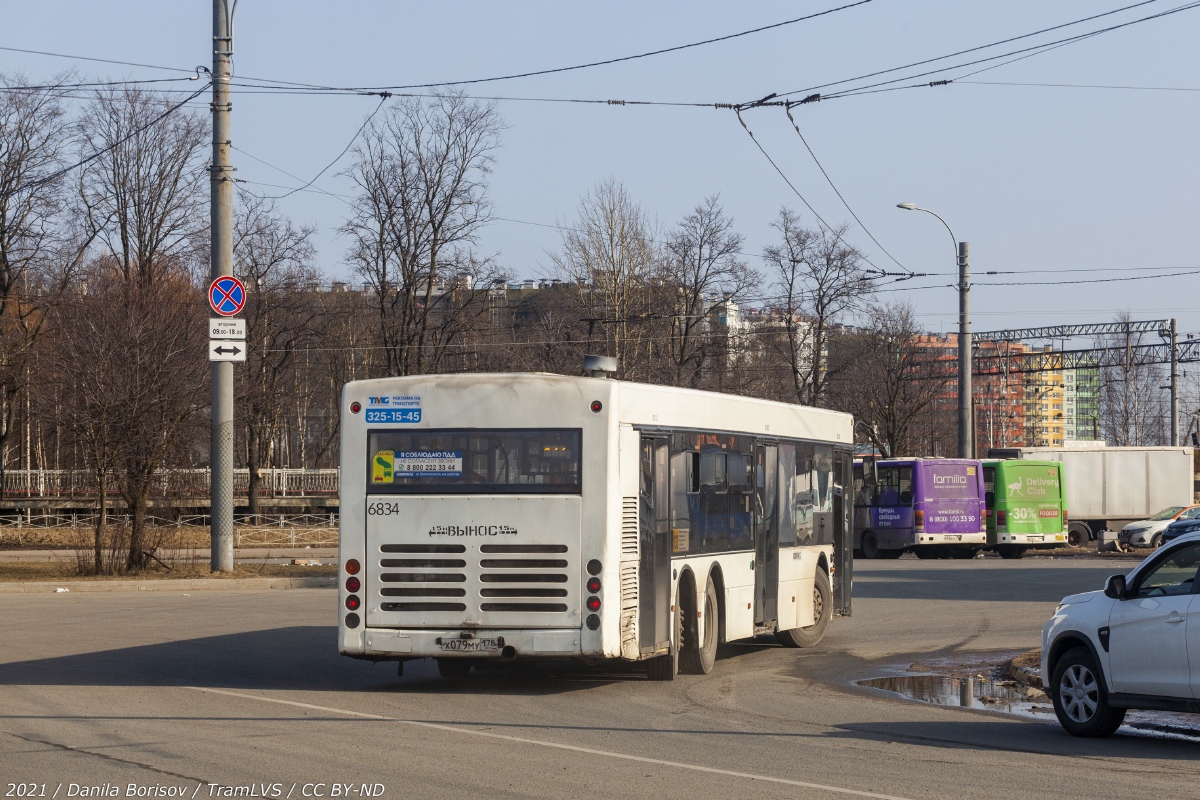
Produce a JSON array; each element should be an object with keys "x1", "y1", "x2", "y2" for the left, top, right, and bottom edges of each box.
[{"x1": 5, "y1": 0, "x2": 1200, "y2": 343}]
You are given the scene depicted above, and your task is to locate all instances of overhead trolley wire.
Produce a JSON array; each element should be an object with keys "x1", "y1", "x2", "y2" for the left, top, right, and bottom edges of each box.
[
  {"x1": 0, "y1": 81, "x2": 211, "y2": 201},
  {"x1": 782, "y1": 105, "x2": 909, "y2": 273},
  {"x1": 224, "y1": 0, "x2": 878, "y2": 95},
  {"x1": 775, "y1": 0, "x2": 1168, "y2": 101},
  {"x1": 804, "y1": 0, "x2": 1200, "y2": 103},
  {"x1": 251, "y1": 93, "x2": 390, "y2": 201}
]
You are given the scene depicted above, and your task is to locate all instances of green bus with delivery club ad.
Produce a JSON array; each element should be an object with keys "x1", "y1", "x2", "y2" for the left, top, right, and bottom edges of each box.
[{"x1": 982, "y1": 459, "x2": 1068, "y2": 558}]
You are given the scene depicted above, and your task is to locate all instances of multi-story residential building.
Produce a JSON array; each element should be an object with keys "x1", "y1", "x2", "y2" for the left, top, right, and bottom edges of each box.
[
  {"x1": 1024, "y1": 346, "x2": 1065, "y2": 447},
  {"x1": 1063, "y1": 367, "x2": 1101, "y2": 441},
  {"x1": 911, "y1": 335, "x2": 1027, "y2": 454}
]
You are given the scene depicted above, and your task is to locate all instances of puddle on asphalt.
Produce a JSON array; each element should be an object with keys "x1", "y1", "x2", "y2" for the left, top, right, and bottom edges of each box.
[
  {"x1": 859, "y1": 674, "x2": 1200, "y2": 741},
  {"x1": 858, "y1": 674, "x2": 1052, "y2": 719}
]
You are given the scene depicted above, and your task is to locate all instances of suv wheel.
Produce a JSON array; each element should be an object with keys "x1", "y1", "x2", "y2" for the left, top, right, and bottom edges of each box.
[
  {"x1": 1150, "y1": 532, "x2": 1163, "y2": 549},
  {"x1": 1050, "y1": 647, "x2": 1125, "y2": 738}
]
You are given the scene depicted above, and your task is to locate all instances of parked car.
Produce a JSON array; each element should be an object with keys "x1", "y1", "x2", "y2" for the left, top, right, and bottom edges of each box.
[
  {"x1": 1119, "y1": 505, "x2": 1200, "y2": 549},
  {"x1": 1042, "y1": 531, "x2": 1200, "y2": 737},
  {"x1": 1161, "y1": 515, "x2": 1200, "y2": 546}
]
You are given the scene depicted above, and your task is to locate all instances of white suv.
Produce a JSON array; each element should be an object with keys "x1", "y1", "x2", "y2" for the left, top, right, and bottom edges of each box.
[{"x1": 1042, "y1": 531, "x2": 1200, "y2": 737}]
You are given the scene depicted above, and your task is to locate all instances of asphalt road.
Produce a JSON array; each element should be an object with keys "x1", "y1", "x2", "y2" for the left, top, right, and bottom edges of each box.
[{"x1": 3, "y1": 556, "x2": 1197, "y2": 800}]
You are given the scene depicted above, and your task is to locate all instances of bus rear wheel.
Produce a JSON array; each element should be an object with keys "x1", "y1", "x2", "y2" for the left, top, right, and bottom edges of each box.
[
  {"x1": 680, "y1": 579, "x2": 719, "y2": 674},
  {"x1": 998, "y1": 545, "x2": 1027, "y2": 560},
  {"x1": 949, "y1": 548, "x2": 978, "y2": 560},
  {"x1": 861, "y1": 531, "x2": 882, "y2": 559},
  {"x1": 775, "y1": 569, "x2": 831, "y2": 648},
  {"x1": 1067, "y1": 523, "x2": 1090, "y2": 548}
]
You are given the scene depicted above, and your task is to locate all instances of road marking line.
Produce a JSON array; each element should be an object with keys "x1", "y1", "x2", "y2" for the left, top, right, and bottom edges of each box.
[{"x1": 184, "y1": 686, "x2": 914, "y2": 800}]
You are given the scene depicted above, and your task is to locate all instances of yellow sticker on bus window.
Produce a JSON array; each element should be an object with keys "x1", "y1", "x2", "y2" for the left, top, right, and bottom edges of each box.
[
  {"x1": 372, "y1": 450, "x2": 394, "y2": 483},
  {"x1": 673, "y1": 528, "x2": 690, "y2": 553}
]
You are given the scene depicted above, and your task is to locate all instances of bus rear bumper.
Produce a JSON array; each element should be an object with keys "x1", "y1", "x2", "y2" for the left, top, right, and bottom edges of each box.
[
  {"x1": 994, "y1": 532, "x2": 1068, "y2": 545},
  {"x1": 914, "y1": 533, "x2": 986, "y2": 546},
  {"x1": 343, "y1": 627, "x2": 583, "y2": 659}
]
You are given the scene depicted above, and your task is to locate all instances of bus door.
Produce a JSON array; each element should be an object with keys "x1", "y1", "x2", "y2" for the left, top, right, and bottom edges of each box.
[
  {"x1": 754, "y1": 444, "x2": 778, "y2": 625},
  {"x1": 833, "y1": 450, "x2": 853, "y2": 616},
  {"x1": 639, "y1": 436, "x2": 672, "y2": 654}
]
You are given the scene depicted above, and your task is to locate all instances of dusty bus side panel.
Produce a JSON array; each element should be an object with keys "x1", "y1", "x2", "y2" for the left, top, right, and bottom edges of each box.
[{"x1": 339, "y1": 383, "x2": 368, "y2": 656}]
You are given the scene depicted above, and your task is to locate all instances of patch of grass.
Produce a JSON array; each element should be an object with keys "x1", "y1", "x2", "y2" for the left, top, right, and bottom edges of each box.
[{"x1": 0, "y1": 561, "x2": 338, "y2": 582}]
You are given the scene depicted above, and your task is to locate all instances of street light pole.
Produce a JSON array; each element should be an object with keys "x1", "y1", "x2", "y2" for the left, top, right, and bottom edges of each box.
[
  {"x1": 957, "y1": 241, "x2": 972, "y2": 460},
  {"x1": 897, "y1": 203, "x2": 972, "y2": 459}
]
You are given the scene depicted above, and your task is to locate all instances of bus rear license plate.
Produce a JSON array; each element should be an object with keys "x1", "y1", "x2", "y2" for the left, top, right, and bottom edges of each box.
[
  {"x1": 1028, "y1": 535, "x2": 1044, "y2": 542},
  {"x1": 943, "y1": 535, "x2": 961, "y2": 541},
  {"x1": 438, "y1": 638, "x2": 499, "y2": 652}
]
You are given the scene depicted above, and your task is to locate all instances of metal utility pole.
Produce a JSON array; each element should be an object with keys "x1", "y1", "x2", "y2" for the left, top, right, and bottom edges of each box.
[
  {"x1": 210, "y1": 0, "x2": 235, "y2": 571},
  {"x1": 957, "y1": 242, "x2": 972, "y2": 459},
  {"x1": 1170, "y1": 317, "x2": 1179, "y2": 446}
]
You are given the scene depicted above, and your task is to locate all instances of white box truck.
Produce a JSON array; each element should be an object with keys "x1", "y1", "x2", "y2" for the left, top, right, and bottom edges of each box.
[{"x1": 986, "y1": 444, "x2": 1198, "y2": 546}]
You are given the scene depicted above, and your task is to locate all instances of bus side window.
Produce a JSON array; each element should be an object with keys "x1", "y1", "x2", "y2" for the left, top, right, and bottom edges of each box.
[
  {"x1": 877, "y1": 467, "x2": 898, "y2": 505},
  {"x1": 778, "y1": 444, "x2": 797, "y2": 547},
  {"x1": 897, "y1": 466, "x2": 913, "y2": 506},
  {"x1": 795, "y1": 446, "x2": 814, "y2": 546},
  {"x1": 669, "y1": 446, "x2": 695, "y2": 554}
]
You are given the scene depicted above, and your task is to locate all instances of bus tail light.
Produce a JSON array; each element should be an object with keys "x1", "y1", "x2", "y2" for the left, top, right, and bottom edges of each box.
[
  {"x1": 586, "y1": 577, "x2": 601, "y2": 593},
  {"x1": 586, "y1": 596, "x2": 601, "y2": 612},
  {"x1": 914, "y1": 509, "x2": 924, "y2": 532},
  {"x1": 997, "y1": 510, "x2": 1007, "y2": 529},
  {"x1": 1063, "y1": 508, "x2": 1068, "y2": 525},
  {"x1": 345, "y1": 595, "x2": 361, "y2": 611},
  {"x1": 345, "y1": 559, "x2": 360, "y2": 575},
  {"x1": 345, "y1": 576, "x2": 361, "y2": 593}
]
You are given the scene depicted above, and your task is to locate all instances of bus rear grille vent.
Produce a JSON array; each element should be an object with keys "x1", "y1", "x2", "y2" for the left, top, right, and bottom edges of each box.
[
  {"x1": 379, "y1": 572, "x2": 466, "y2": 582},
  {"x1": 380, "y1": 587, "x2": 465, "y2": 597},
  {"x1": 621, "y1": 497, "x2": 638, "y2": 558},
  {"x1": 380, "y1": 558, "x2": 466, "y2": 568},
  {"x1": 480, "y1": 603, "x2": 569, "y2": 613},
  {"x1": 480, "y1": 544, "x2": 568, "y2": 553},
  {"x1": 479, "y1": 559, "x2": 567, "y2": 569},
  {"x1": 381, "y1": 602, "x2": 466, "y2": 612},
  {"x1": 480, "y1": 588, "x2": 567, "y2": 598},
  {"x1": 479, "y1": 573, "x2": 568, "y2": 583},
  {"x1": 380, "y1": 544, "x2": 466, "y2": 553},
  {"x1": 620, "y1": 563, "x2": 638, "y2": 609},
  {"x1": 620, "y1": 562, "x2": 638, "y2": 651}
]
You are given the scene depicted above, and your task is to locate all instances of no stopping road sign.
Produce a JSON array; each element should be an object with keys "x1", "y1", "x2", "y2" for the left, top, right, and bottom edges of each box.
[{"x1": 209, "y1": 276, "x2": 246, "y2": 317}]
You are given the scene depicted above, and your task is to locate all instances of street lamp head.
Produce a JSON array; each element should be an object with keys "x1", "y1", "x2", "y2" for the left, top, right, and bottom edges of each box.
[{"x1": 896, "y1": 202, "x2": 918, "y2": 210}]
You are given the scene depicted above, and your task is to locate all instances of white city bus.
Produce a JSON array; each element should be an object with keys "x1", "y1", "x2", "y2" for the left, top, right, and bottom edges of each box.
[{"x1": 338, "y1": 373, "x2": 854, "y2": 680}]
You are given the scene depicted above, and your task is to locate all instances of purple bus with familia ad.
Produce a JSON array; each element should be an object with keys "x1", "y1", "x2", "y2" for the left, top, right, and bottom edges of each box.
[{"x1": 852, "y1": 458, "x2": 987, "y2": 559}]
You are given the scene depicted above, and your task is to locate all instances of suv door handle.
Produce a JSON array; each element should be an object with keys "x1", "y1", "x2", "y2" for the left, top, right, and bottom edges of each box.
[{"x1": 1165, "y1": 614, "x2": 1185, "y2": 625}]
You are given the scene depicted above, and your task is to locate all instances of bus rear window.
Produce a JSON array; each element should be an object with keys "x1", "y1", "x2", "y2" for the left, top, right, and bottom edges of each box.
[{"x1": 367, "y1": 429, "x2": 582, "y2": 494}]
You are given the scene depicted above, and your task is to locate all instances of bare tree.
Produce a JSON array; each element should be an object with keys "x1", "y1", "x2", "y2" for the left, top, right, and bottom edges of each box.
[
  {"x1": 342, "y1": 92, "x2": 504, "y2": 376},
  {"x1": 762, "y1": 209, "x2": 874, "y2": 406},
  {"x1": 234, "y1": 196, "x2": 321, "y2": 514},
  {"x1": 0, "y1": 74, "x2": 92, "y2": 494},
  {"x1": 1099, "y1": 313, "x2": 1168, "y2": 445},
  {"x1": 831, "y1": 301, "x2": 950, "y2": 457},
  {"x1": 51, "y1": 268, "x2": 206, "y2": 571},
  {"x1": 660, "y1": 196, "x2": 755, "y2": 388},
  {"x1": 550, "y1": 179, "x2": 658, "y2": 380},
  {"x1": 78, "y1": 86, "x2": 207, "y2": 286}
]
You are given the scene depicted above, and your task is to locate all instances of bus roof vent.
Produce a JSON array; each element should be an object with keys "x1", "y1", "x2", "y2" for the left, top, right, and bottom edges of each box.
[{"x1": 583, "y1": 354, "x2": 618, "y2": 378}]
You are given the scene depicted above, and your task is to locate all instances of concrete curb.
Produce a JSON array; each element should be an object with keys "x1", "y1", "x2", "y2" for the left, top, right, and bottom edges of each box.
[{"x1": 0, "y1": 576, "x2": 337, "y2": 593}]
